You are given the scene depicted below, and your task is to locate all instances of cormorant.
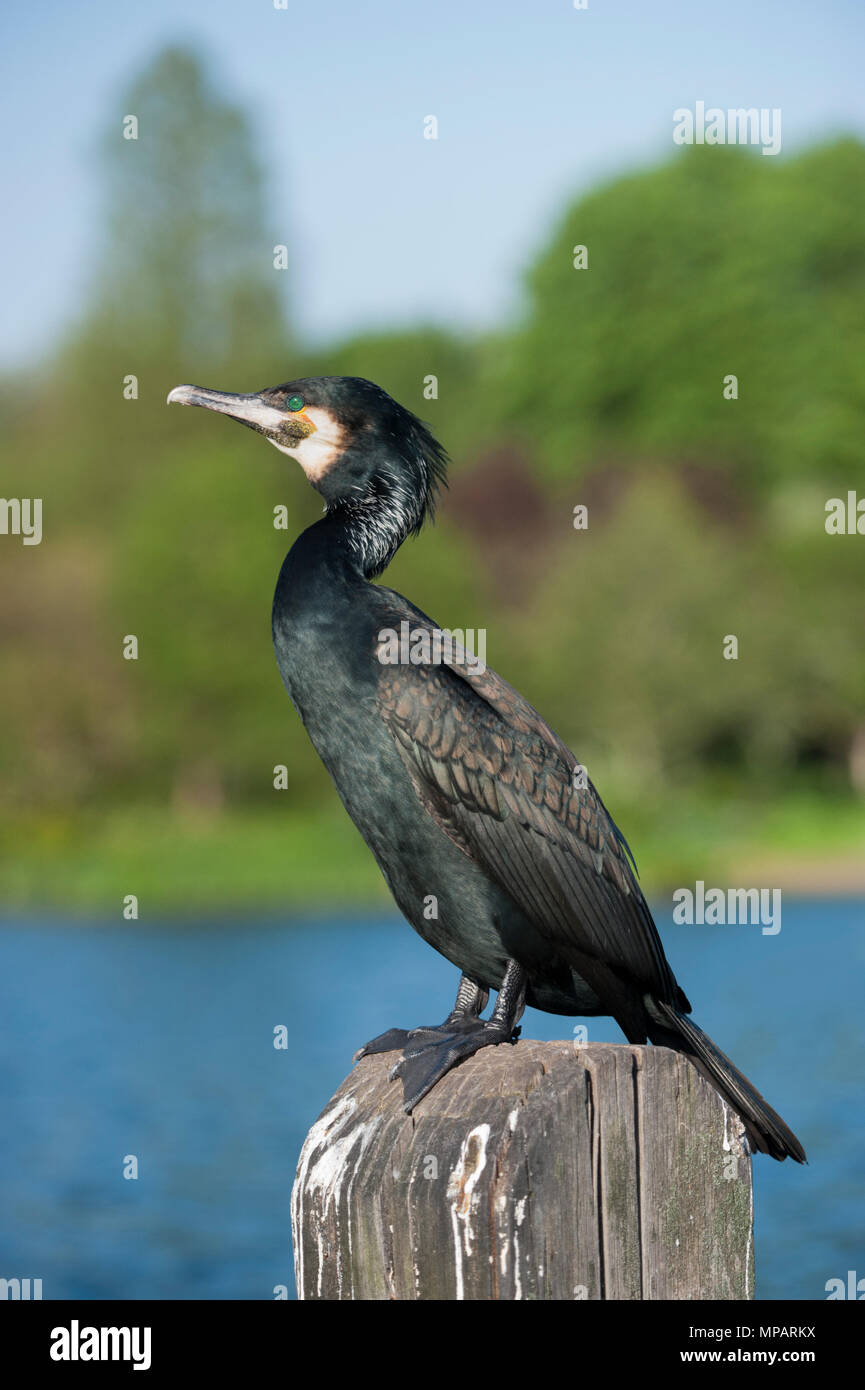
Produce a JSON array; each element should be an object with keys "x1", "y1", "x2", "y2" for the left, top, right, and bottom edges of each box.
[{"x1": 167, "y1": 376, "x2": 805, "y2": 1162}]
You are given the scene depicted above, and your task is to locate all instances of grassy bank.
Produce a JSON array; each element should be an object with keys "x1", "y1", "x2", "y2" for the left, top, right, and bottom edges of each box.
[{"x1": 1, "y1": 790, "x2": 863, "y2": 918}]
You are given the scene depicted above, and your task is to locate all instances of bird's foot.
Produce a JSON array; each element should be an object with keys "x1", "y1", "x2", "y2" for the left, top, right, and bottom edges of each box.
[
  {"x1": 353, "y1": 1027, "x2": 413, "y2": 1061},
  {"x1": 389, "y1": 1019, "x2": 522, "y2": 1113},
  {"x1": 352, "y1": 1013, "x2": 485, "y2": 1063}
]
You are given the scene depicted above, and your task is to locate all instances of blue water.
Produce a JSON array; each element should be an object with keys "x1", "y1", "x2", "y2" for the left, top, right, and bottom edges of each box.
[{"x1": 0, "y1": 901, "x2": 862, "y2": 1300}]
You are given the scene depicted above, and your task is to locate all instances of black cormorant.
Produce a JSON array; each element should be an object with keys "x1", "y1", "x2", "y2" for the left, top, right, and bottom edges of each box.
[{"x1": 167, "y1": 376, "x2": 805, "y2": 1162}]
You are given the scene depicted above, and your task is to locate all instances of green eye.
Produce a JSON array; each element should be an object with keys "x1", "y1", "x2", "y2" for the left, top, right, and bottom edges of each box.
[{"x1": 286, "y1": 395, "x2": 304, "y2": 412}]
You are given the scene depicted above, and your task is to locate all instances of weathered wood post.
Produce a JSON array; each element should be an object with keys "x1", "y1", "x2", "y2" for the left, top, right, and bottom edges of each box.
[{"x1": 291, "y1": 1040, "x2": 753, "y2": 1300}]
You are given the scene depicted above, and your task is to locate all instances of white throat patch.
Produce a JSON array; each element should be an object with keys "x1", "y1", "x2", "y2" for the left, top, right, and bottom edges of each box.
[{"x1": 269, "y1": 405, "x2": 346, "y2": 483}]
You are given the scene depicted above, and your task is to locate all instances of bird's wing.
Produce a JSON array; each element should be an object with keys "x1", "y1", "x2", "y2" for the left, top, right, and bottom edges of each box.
[{"x1": 374, "y1": 613, "x2": 685, "y2": 1012}]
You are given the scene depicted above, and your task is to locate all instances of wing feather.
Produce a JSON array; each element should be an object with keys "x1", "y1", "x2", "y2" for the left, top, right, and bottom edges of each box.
[{"x1": 373, "y1": 612, "x2": 683, "y2": 1008}]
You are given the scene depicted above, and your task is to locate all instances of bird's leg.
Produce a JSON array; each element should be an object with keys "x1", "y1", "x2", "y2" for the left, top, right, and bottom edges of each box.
[
  {"x1": 430, "y1": 973, "x2": 490, "y2": 1032},
  {"x1": 390, "y1": 959, "x2": 528, "y2": 1113},
  {"x1": 352, "y1": 973, "x2": 489, "y2": 1062}
]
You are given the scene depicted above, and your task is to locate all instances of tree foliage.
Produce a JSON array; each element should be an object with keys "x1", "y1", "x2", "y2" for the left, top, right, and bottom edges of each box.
[{"x1": 1, "y1": 47, "x2": 862, "y2": 902}]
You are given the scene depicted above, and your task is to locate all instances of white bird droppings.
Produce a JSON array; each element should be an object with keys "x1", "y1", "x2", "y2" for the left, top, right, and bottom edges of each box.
[
  {"x1": 292, "y1": 1092, "x2": 382, "y2": 1298},
  {"x1": 446, "y1": 1123, "x2": 491, "y2": 1299}
]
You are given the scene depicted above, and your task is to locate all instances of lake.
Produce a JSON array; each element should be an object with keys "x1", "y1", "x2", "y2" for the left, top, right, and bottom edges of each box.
[{"x1": 0, "y1": 899, "x2": 862, "y2": 1300}]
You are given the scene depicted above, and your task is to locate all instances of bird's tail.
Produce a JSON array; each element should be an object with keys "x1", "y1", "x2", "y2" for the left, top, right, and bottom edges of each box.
[{"x1": 647, "y1": 999, "x2": 806, "y2": 1163}]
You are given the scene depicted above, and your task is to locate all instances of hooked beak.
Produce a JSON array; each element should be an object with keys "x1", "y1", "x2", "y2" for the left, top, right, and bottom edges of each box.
[{"x1": 166, "y1": 384, "x2": 288, "y2": 434}]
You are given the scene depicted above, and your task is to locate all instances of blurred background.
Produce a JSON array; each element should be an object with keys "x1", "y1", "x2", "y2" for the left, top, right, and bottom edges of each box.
[{"x1": 0, "y1": 0, "x2": 863, "y2": 1300}]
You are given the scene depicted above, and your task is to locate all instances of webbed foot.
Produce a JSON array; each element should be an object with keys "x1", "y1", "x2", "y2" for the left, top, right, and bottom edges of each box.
[
  {"x1": 390, "y1": 1018, "x2": 522, "y2": 1112},
  {"x1": 352, "y1": 1027, "x2": 412, "y2": 1061},
  {"x1": 352, "y1": 972, "x2": 491, "y2": 1063},
  {"x1": 352, "y1": 960, "x2": 527, "y2": 1111},
  {"x1": 352, "y1": 1012, "x2": 488, "y2": 1062}
]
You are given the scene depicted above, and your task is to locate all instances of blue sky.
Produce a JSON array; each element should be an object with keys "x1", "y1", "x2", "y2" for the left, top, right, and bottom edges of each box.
[{"x1": 1, "y1": 0, "x2": 864, "y2": 367}]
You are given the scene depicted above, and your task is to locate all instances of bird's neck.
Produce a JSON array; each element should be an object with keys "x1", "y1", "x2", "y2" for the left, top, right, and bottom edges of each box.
[
  {"x1": 327, "y1": 487, "x2": 419, "y2": 579},
  {"x1": 276, "y1": 501, "x2": 408, "y2": 606},
  {"x1": 298, "y1": 490, "x2": 415, "y2": 581}
]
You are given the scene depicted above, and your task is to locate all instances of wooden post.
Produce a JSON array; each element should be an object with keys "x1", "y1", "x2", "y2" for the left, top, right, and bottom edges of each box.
[{"x1": 291, "y1": 1040, "x2": 754, "y2": 1300}]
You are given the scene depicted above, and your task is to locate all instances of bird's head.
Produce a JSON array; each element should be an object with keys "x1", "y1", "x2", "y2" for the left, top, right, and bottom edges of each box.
[{"x1": 167, "y1": 375, "x2": 448, "y2": 575}]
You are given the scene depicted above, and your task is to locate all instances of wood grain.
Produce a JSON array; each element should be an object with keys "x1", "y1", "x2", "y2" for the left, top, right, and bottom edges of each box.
[{"x1": 291, "y1": 1040, "x2": 754, "y2": 1300}]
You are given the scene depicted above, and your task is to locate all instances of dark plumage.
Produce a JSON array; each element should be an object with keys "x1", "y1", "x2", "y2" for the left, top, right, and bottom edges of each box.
[{"x1": 167, "y1": 374, "x2": 805, "y2": 1163}]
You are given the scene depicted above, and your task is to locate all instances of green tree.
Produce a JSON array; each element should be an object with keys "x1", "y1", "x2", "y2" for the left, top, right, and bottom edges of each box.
[
  {"x1": 91, "y1": 45, "x2": 287, "y2": 375},
  {"x1": 496, "y1": 140, "x2": 865, "y2": 491}
]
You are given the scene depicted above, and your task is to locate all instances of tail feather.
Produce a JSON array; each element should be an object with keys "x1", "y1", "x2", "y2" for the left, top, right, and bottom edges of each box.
[{"x1": 648, "y1": 999, "x2": 806, "y2": 1163}]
